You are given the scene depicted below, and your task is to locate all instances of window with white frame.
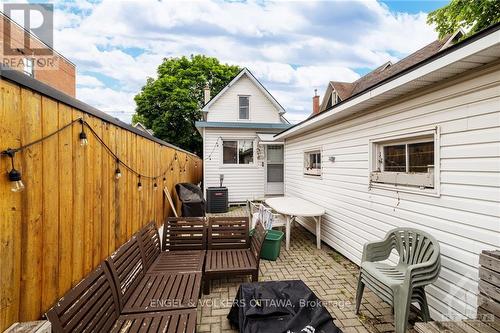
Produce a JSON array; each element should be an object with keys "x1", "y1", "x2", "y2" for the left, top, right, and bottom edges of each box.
[
  {"x1": 222, "y1": 139, "x2": 254, "y2": 165},
  {"x1": 331, "y1": 90, "x2": 341, "y2": 105},
  {"x1": 23, "y1": 58, "x2": 34, "y2": 77},
  {"x1": 304, "y1": 150, "x2": 321, "y2": 176},
  {"x1": 370, "y1": 133, "x2": 436, "y2": 189},
  {"x1": 239, "y1": 96, "x2": 249, "y2": 119}
]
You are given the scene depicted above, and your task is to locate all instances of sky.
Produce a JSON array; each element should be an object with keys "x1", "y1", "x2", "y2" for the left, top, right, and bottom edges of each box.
[{"x1": 19, "y1": 0, "x2": 449, "y2": 123}]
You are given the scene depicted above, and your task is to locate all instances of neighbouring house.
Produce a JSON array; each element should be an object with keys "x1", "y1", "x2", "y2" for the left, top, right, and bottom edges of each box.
[
  {"x1": 196, "y1": 68, "x2": 292, "y2": 203},
  {"x1": 133, "y1": 122, "x2": 154, "y2": 135},
  {"x1": 274, "y1": 24, "x2": 500, "y2": 320},
  {"x1": 0, "y1": 12, "x2": 76, "y2": 96}
]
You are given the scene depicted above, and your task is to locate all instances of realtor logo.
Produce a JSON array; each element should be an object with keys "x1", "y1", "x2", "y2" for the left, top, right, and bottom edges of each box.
[{"x1": 3, "y1": 3, "x2": 54, "y2": 56}]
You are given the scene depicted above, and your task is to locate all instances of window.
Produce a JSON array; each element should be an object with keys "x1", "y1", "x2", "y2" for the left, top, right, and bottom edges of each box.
[
  {"x1": 331, "y1": 91, "x2": 341, "y2": 105},
  {"x1": 304, "y1": 150, "x2": 321, "y2": 176},
  {"x1": 371, "y1": 133, "x2": 436, "y2": 189},
  {"x1": 222, "y1": 140, "x2": 254, "y2": 165},
  {"x1": 239, "y1": 96, "x2": 249, "y2": 119},
  {"x1": 23, "y1": 58, "x2": 34, "y2": 76}
]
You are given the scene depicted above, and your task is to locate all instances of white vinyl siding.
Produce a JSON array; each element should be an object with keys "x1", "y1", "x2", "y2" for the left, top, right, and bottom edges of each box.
[
  {"x1": 204, "y1": 128, "x2": 265, "y2": 203},
  {"x1": 207, "y1": 75, "x2": 282, "y2": 123},
  {"x1": 284, "y1": 64, "x2": 500, "y2": 321}
]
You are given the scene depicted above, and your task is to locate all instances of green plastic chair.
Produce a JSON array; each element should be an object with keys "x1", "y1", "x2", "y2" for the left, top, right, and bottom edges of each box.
[{"x1": 356, "y1": 228, "x2": 441, "y2": 333}]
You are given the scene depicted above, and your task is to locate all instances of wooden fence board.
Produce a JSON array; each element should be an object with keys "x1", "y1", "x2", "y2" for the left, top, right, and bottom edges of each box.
[
  {"x1": 0, "y1": 79, "x2": 202, "y2": 331},
  {"x1": 100, "y1": 122, "x2": 110, "y2": 259},
  {"x1": 41, "y1": 96, "x2": 59, "y2": 311},
  {"x1": 0, "y1": 80, "x2": 22, "y2": 330},
  {"x1": 19, "y1": 88, "x2": 43, "y2": 321},
  {"x1": 71, "y1": 109, "x2": 84, "y2": 286},
  {"x1": 57, "y1": 103, "x2": 73, "y2": 296}
]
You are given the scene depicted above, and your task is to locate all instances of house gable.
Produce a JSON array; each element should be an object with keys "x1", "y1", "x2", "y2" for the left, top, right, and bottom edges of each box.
[
  {"x1": 319, "y1": 81, "x2": 354, "y2": 112},
  {"x1": 204, "y1": 68, "x2": 286, "y2": 124}
]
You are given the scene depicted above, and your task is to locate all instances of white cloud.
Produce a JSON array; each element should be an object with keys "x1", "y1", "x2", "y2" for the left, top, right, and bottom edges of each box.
[
  {"x1": 47, "y1": 0, "x2": 438, "y2": 123},
  {"x1": 77, "y1": 74, "x2": 104, "y2": 87}
]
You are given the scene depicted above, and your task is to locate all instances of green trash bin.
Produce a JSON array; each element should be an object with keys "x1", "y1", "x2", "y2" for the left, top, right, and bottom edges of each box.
[{"x1": 256, "y1": 229, "x2": 284, "y2": 261}]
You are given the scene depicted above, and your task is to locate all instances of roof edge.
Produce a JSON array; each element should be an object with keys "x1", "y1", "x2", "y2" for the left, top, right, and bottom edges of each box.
[
  {"x1": 195, "y1": 121, "x2": 292, "y2": 129},
  {"x1": 202, "y1": 68, "x2": 286, "y2": 114},
  {"x1": 276, "y1": 22, "x2": 500, "y2": 139}
]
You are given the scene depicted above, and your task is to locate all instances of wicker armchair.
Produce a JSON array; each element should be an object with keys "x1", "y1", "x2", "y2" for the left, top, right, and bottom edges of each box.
[{"x1": 356, "y1": 228, "x2": 441, "y2": 333}]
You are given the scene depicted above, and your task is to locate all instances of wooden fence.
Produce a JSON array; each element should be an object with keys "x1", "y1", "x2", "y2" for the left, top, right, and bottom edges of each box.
[{"x1": 0, "y1": 74, "x2": 202, "y2": 331}]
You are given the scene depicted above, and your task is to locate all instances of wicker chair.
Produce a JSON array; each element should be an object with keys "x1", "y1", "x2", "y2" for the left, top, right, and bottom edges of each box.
[{"x1": 356, "y1": 228, "x2": 441, "y2": 333}]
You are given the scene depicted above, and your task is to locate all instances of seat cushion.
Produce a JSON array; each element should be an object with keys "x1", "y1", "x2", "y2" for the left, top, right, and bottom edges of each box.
[
  {"x1": 112, "y1": 309, "x2": 197, "y2": 333},
  {"x1": 205, "y1": 249, "x2": 257, "y2": 273},
  {"x1": 147, "y1": 250, "x2": 205, "y2": 274},
  {"x1": 361, "y1": 261, "x2": 408, "y2": 289}
]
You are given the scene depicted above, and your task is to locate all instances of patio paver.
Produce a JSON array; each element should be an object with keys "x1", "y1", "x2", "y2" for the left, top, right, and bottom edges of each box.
[{"x1": 197, "y1": 207, "x2": 421, "y2": 333}]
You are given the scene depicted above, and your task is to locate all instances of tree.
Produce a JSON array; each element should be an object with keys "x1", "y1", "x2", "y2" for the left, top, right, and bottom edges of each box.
[
  {"x1": 133, "y1": 55, "x2": 241, "y2": 155},
  {"x1": 428, "y1": 0, "x2": 500, "y2": 39}
]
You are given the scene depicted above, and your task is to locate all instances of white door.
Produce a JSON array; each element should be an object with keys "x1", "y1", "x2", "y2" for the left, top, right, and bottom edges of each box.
[{"x1": 265, "y1": 145, "x2": 284, "y2": 195}]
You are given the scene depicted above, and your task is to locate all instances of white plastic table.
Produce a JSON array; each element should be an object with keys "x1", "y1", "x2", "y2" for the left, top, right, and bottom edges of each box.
[{"x1": 265, "y1": 197, "x2": 326, "y2": 250}]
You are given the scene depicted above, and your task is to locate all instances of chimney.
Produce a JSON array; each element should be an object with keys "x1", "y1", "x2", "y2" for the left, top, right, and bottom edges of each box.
[
  {"x1": 204, "y1": 84, "x2": 211, "y2": 105},
  {"x1": 312, "y1": 89, "x2": 320, "y2": 115}
]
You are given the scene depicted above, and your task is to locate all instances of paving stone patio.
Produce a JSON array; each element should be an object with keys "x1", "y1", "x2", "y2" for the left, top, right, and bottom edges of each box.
[{"x1": 197, "y1": 207, "x2": 419, "y2": 333}]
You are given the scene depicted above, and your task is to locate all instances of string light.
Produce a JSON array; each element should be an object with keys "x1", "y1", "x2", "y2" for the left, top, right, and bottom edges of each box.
[
  {"x1": 3, "y1": 149, "x2": 24, "y2": 192},
  {"x1": 1, "y1": 117, "x2": 201, "y2": 194},
  {"x1": 137, "y1": 176, "x2": 143, "y2": 191},
  {"x1": 79, "y1": 119, "x2": 88, "y2": 147},
  {"x1": 115, "y1": 158, "x2": 122, "y2": 180},
  {"x1": 205, "y1": 136, "x2": 222, "y2": 161}
]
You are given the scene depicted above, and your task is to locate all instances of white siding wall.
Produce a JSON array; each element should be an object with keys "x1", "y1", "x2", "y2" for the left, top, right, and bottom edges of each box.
[
  {"x1": 207, "y1": 75, "x2": 282, "y2": 123},
  {"x1": 284, "y1": 64, "x2": 500, "y2": 320},
  {"x1": 204, "y1": 128, "x2": 265, "y2": 203}
]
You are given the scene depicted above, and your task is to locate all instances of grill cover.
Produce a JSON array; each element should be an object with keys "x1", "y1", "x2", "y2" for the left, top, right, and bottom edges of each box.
[
  {"x1": 228, "y1": 280, "x2": 342, "y2": 333},
  {"x1": 175, "y1": 183, "x2": 205, "y2": 217}
]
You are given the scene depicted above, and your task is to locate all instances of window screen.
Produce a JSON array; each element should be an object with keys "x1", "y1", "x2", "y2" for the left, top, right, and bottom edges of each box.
[{"x1": 267, "y1": 165, "x2": 284, "y2": 182}]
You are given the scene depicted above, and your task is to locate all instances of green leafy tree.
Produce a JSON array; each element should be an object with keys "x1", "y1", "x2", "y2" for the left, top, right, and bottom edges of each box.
[
  {"x1": 133, "y1": 55, "x2": 241, "y2": 155},
  {"x1": 428, "y1": 0, "x2": 500, "y2": 39}
]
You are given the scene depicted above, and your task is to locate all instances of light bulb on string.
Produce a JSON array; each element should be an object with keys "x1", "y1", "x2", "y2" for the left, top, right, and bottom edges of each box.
[
  {"x1": 115, "y1": 158, "x2": 122, "y2": 180},
  {"x1": 79, "y1": 119, "x2": 88, "y2": 147},
  {"x1": 137, "y1": 176, "x2": 143, "y2": 191},
  {"x1": 4, "y1": 149, "x2": 24, "y2": 192}
]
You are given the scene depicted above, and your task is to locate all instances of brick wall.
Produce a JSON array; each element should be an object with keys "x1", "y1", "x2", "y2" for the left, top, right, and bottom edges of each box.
[{"x1": 0, "y1": 13, "x2": 76, "y2": 97}]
